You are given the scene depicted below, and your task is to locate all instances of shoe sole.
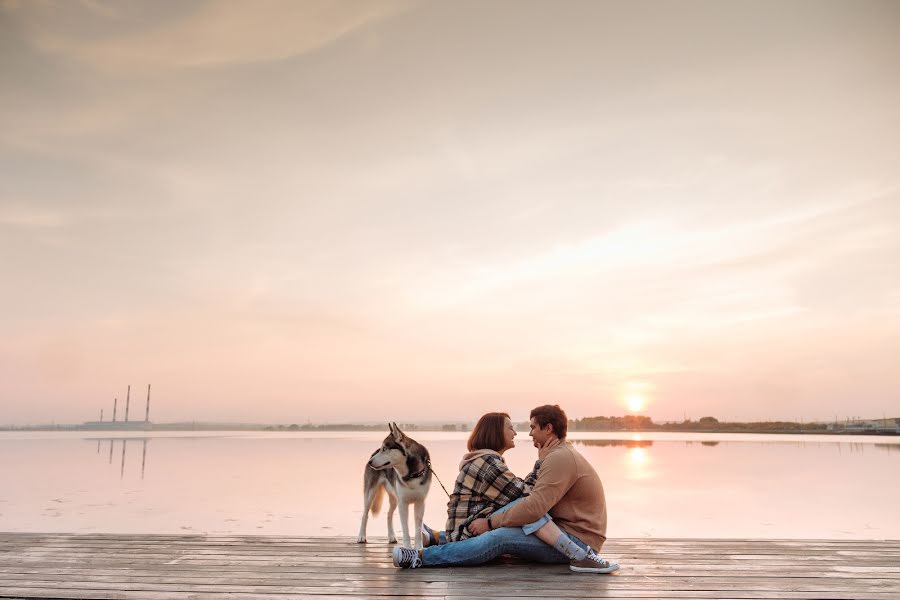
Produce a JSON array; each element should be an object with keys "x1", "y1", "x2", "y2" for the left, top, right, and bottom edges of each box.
[{"x1": 570, "y1": 562, "x2": 620, "y2": 574}]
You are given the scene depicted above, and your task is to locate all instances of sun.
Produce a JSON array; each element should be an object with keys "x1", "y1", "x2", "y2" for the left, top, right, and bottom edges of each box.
[{"x1": 626, "y1": 394, "x2": 645, "y2": 413}]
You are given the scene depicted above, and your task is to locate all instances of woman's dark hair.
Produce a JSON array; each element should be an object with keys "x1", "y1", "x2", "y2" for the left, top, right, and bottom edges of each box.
[
  {"x1": 530, "y1": 404, "x2": 568, "y2": 440},
  {"x1": 467, "y1": 412, "x2": 511, "y2": 452}
]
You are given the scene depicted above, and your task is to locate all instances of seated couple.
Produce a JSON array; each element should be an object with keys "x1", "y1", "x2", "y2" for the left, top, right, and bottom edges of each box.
[{"x1": 392, "y1": 404, "x2": 619, "y2": 573}]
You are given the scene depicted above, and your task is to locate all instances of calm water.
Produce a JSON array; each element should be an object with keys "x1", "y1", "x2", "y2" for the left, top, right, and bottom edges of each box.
[{"x1": 1, "y1": 431, "x2": 898, "y2": 539}]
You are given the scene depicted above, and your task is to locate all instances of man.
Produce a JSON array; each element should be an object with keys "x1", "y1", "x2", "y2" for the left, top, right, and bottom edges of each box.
[{"x1": 393, "y1": 404, "x2": 619, "y2": 573}]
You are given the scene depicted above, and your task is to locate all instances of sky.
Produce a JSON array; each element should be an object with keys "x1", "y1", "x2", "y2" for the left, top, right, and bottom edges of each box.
[{"x1": 1, "y1": 0, "x2": 899, "y2": 425}]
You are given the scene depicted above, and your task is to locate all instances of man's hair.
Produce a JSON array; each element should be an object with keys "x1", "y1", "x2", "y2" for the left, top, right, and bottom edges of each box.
[
  {"x1": 467, "y1": 412, "x2": 510, "y2": 452},
  {"x1": 530, "y1": 404, "x2": 567, "y2": 440}
]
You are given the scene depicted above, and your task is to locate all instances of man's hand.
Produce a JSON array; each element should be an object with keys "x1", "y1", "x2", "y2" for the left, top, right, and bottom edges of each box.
[
  {"x1": 468, "y1": 518, "x2": 490, "y2": 536},
  {"x1": 538, "y1": 437, "x2": 561, "y2": 461}
]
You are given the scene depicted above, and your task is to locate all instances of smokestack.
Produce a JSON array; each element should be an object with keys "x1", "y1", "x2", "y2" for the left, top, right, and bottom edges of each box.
[
  {"x1": 100, "y1": 409, "x2": 104, "y2": 422},
  {"x1": 113, "y1": 398, "x2": 118, "y2": 422},
  {"x1": 145, "y1": 384, "x2": 151, "y2": 423},
  {"x1": 125, "y1": 385, "x2": 131, "y2": 422}
]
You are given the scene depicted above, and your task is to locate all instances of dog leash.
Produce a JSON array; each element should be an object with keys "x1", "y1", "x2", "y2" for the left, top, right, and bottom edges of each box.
[{"x1": 426, "y1": 457, "x2": 452, "y2": 498}]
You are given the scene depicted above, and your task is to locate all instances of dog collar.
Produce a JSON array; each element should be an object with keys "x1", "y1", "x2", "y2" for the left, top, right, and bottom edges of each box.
[{"x1": 404, "y1": 463, "x2": 429, "y2": 481}]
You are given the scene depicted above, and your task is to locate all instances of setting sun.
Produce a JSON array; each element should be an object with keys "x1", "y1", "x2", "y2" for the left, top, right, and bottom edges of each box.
[{"x1": 626, "y1": 394, "x2": 646, "y2": 413}]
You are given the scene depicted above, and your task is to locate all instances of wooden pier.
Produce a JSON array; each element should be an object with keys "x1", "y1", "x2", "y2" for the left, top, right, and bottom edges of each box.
[{"x1": 1, "y1": 534, "x2": 897, "y2": 599}]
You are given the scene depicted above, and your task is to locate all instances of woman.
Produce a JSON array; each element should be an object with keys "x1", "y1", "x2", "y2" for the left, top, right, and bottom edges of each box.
[{"x1": 422, "y1": 412, "x2": 589, "y2": 563}]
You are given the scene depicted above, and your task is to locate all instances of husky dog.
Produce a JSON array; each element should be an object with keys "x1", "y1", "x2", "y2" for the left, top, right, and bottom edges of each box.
[{"x1": 357, "y1": 422, "x2": 432, "y2": 551}]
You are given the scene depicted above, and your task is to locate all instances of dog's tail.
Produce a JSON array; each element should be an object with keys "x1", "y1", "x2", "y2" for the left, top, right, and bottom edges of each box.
[{"x1": 370, "y1": 483, "x2": 385, "y2": 516}]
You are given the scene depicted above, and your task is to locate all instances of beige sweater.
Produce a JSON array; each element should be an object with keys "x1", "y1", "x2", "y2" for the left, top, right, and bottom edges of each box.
[{"x1": 490, "y1": 442, "x2": 608, "y2": 550}]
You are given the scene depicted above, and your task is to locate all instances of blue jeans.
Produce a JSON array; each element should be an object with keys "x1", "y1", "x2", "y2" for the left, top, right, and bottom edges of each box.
[
  {"x1": 421, "y1": 526, "x2": 587, "y2": 567},
  {"x1": 432, "y1": 497, "x2": 552, "y2": 545},
  {"x1": 493, "y1": 497, "x2": 552, "y2": 535}
]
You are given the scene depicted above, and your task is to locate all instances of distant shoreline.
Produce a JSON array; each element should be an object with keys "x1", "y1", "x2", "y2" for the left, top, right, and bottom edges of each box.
[{"x1": 1, "y1": 420, "x2": 897, "y2": 436}]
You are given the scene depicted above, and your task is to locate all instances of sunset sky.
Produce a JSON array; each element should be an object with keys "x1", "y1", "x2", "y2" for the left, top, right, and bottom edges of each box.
[{"x1": 1, "y1": 0, "x2": 898, "y2": 425}]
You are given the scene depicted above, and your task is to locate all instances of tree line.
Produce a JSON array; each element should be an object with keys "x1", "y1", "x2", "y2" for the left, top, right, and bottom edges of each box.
[{"x1": 569, "y1": 415, "x2": 827, "y2": 432}]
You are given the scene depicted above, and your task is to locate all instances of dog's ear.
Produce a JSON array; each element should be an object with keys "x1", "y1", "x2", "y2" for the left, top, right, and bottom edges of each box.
[{"x1": 391, "y1": 422, "x2": 404, "y2": 442}]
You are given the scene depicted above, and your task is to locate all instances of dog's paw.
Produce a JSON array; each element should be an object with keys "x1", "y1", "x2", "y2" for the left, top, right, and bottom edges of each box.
[
  {"x1": 356, "y1": 535, "x2": 367, "y2": 544},
  {"x1": 388, "y1": 535, "x2": 398, "y2": 544}
]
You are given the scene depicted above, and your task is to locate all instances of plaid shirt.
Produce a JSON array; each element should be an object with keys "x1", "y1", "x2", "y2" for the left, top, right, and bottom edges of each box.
[{"x1": 444, "y1": 452, "x2": 540, "y2": 542}]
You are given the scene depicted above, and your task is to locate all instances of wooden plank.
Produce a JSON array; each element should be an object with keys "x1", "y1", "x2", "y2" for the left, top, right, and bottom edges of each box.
[
  {"x1": 1, "y1": 564, "x2": 897, "y2": 578},
  {"x1": 2, "y1": 588, "x2": 899, "y2": 600},
  {"x1": 4, "y1": 554, "x2": 898, "y2": 567},
  {"x1": 0, "y1": 575, "x2": 896, "y2": 594},
  {"x1": 3, "y1": 535, "x2": 896, "y2": 552},
  {"x1": 3, "y1": 538, "x2": 895, "y2": 552}
]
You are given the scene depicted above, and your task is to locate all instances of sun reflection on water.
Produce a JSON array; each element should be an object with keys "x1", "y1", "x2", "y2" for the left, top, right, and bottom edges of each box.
[
  {"x1": 625, "y1": 446, "x2": 652, "y2": 479},
  {"x1": 629, "y1": 447, "x2": 647, "y2": 465}
]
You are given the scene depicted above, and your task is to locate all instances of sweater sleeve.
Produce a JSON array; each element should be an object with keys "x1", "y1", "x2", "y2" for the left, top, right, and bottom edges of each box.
[
  {"x1": 490, "y1": 449, "x2": 575, "y2": 528},
  {"x1": 523, "y1": 460, "x2": 541, "y2": 491}
]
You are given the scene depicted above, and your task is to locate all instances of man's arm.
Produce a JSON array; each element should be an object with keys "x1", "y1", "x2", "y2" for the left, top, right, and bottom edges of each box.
[{"x1": 489, "y1": 449, "x2": 575, "y2": 528}]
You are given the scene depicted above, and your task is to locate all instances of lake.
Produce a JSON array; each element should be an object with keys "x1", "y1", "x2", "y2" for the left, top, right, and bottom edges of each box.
[{"x1": 1, "y1": 431, "x2": 897, "y2": 539}]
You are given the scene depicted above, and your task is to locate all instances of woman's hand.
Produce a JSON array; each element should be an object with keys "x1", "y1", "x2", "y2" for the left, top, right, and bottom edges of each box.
[
  {"x1": 538, "y1": 437, "x2": 561, "y2": 460},
  {"x1": 468, "y1": 518, "x2": 490, "y2": 536}
]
